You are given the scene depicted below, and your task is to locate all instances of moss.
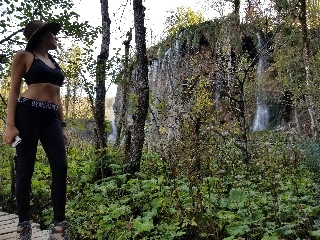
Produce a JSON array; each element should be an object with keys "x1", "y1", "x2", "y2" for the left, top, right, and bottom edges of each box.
[
  {"x1": 157, "y1": 45, "x2": 165, "y2": 60},
  {"x1": 146, "y1": 19, "x2": 224, "y2": 62}
]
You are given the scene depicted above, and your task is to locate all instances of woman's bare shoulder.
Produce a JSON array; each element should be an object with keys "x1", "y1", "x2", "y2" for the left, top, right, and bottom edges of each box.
[
  {"x1": 12, "y1": 50, "x2": 34, "y2": 68},
  {"x1": 14, "y1": 50, "x2": 33, "y2": 59}
]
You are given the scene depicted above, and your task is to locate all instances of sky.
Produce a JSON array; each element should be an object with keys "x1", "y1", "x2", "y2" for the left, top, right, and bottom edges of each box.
[
  {"x1": 74, "y1": 0, "x2": 231, "y2": 97},
  {"x1": 75, "y1": 0, "x2": 221, "y2": 41}
]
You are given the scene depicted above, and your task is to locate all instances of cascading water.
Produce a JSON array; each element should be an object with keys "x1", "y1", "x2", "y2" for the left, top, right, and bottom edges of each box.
[
  {"x1": 108, "y1": 98, "x2": 117, "y2": 142},
  {"x1": 108, "y1": 120, "x2": 117, "y2": 142},
  {"x1": 252, "y1": 32, "x2": 270, "y2": 132}
]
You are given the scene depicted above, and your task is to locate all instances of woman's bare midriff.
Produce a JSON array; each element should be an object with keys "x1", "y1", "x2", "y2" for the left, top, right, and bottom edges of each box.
[{"x1": 21, "y1": 83, "x2": 60, "y2": 105}]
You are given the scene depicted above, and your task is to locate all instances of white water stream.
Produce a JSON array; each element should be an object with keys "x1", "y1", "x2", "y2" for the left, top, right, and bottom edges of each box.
[{"x1": 252, "y1": 32, "x2": 270, "y2": 132}]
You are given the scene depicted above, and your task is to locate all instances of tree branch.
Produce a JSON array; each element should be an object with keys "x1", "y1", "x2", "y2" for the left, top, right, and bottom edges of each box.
[{"x1": 0, "y1": 28, "x2": 24, "y2": 45}]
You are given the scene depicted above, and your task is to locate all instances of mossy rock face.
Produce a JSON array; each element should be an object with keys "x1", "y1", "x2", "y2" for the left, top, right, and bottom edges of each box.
[
  {"x1": 146, "y1": 17, "x2": 263, "y2": 65},
  {"x1": 146, "y1": 19, "x2": 226, "y2": 62},
  {"x1": 124, "y1": 17, "x2": 289, "y2": 149}
]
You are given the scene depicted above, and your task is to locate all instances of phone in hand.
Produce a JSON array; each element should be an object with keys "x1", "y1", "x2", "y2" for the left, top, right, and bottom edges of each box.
[{"x1": 12, "y1": 136, "x2": 22, "y2": 148}]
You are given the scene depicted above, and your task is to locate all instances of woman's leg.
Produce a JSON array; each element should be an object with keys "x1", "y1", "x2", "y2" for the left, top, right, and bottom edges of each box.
[
  {"x1": 40, "y1": 116, "x2": 67, "y2": 222},
  {"x1": 15, "y1": 103, "x2": 39, "y2": 223}
]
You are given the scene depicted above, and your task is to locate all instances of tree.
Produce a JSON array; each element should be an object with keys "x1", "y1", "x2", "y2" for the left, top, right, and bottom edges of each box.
[
  {"x1": 126, "y1": 0, "x2": 149, "y2": 176},
  {"x1": 165, "y1": 6, "x2": 204, "y2": 37},
  {"x1": 298, "y1": 0, "x2": 318, "y2": 138},
  {"x1": 0, "y1": 0, "x2": 94, "y2": 126},
  {"x1": 60, "y1": 44, "x2": 83, "y2": 119},
  {"x1": 115, "y1": 29, "x2": 132, "y2": 147},
  {"x1": 270, "y1": 0, "x2": 320, "y2": 135},
  {"x1": 0, "y1": 0, "x2": 84, "y2": 55},
  {"x1": 94, "y1": 0, "x2": 111, "y2": 178}
]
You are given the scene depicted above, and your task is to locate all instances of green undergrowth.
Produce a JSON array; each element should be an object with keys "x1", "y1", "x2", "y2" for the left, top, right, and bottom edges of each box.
[
  {"x1": 64, "y1": 131, "x2": 320, "y2": 239},
  {"x1": 0, "y1": 132, "x2": 319, "y2": 239},
  {"x1": 66, "y1": 168, "x2": 320, "y2": 239}
]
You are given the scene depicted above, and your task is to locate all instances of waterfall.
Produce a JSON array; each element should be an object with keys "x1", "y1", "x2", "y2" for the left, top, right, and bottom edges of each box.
[
  {"x1": 108, "y1": 121, "x2": 117, "y2": 142},
  {"x1": 252, "y1": 32, "x2": 270, "y2": 132},
  {"x1": 252, "y1": 104, "x2": 269, "y2": 131},
  {"x1": 108, "y1": 97, "x2": 117, "y2": 142}
]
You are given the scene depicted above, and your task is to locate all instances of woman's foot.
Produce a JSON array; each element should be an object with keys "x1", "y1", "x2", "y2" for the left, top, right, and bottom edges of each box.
[
  {"x1": 16, "y1": 221, "x2": 32, "y2": 240},
  {"x1": 49, "y1": 221, "x2": 70, "y2": 240}
]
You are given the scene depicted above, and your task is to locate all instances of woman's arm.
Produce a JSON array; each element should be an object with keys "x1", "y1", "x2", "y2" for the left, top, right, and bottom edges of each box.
[{"x1": 3, "y1": 51, "x2": 26, "y2": 146}]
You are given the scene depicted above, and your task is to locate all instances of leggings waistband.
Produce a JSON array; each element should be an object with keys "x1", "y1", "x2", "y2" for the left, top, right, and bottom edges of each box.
[{"x1": 18, "y1": 97, "x2": 59, "y2": 111}]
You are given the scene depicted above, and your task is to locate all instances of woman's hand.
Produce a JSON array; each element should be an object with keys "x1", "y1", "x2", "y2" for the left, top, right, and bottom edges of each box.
[{"x1": 3, "y1": 125, "x2": 19, "y2": 146}]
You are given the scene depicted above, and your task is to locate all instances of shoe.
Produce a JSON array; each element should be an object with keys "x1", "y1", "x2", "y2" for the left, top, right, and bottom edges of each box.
[
  {"x1": 16, "y1": 221, "x2": 32, "y2": 240},
  {"x1": 49, "y1": 221, "x2": 70, "y2": 240}
]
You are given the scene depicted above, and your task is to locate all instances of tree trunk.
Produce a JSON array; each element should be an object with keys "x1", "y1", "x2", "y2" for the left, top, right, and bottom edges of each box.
[
  {"x1": 299, "y1": 0, "x2": 318, "y2": 138},
  {"x1": 191, "y1": 117, "x2": 201, "y2": 178},
  {"x1": 127, "y1": 0, "x2": 149, "y2": 176},
  {"x1": 237, "y1": 78, "x2": 250, "y2": 165},
  {"x1": 234, "y1": 0, "x2": 240, "y2": 20},
  {"x1": 116, "y1": 29, "x2": 132, "y2": 147},
  {"x1": 64, "y1": 83, "x2": 71, "y2": 119},
  {"x1": 95, "y1": 0, "x2": 111, "y2": 178}
]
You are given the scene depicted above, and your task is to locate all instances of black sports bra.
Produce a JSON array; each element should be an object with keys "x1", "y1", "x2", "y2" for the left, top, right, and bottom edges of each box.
[{"x1": 24, "y1": 53, "x2": 64, "y2": 86}]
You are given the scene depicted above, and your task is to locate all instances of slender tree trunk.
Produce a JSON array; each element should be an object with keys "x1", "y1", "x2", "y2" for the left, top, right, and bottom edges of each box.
[
  {"x1": 191, "y1": 117, "x2": 201, "y2": 178},
  {"x1": 65, "y1": 83, "x2": 71, "y2": 119},
  {"x1": 95, "y1": 0, "x2": 111, "y2": 149},
  {"x1": 231, "y1": 3, "x2": 250, "y2": 164},
  {"x1": 299, "y1": 0, "x2": 318, "y2": 138},
  {"x1": 127, "y1": 0, "x2": 149, "y2": 176},
  {"x1": 234, "y1": 0, "x2": 240, "y2": 20},
  {"x1": 237, "y1": 78, "x2": 250, "y2": 164},
  {"x1": 116, "y1": 29, "x2": 132, "y2": 147},
  {"x1": 95, "y1": 0, "x2": 111, "y2": 178}
]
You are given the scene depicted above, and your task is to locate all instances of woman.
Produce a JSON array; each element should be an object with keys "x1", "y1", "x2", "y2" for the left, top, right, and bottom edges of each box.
[{"x1": 3, "y1": 20, "x2": 69, "y2": 240}]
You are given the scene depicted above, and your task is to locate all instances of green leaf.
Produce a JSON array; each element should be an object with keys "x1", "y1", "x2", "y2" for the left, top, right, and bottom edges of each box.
[
  {"x1": 223, "y1": 237, "x2": 235, "y2": 240},
  {"x1": 310, "y1": 230, "x2": 320, "y2": 238},
  {"x1": 109, "y1": 205, "x2": 131, "y2": 219},
  {"x1": 229, "y1": 188, "x2": 247, "y2": 208},
  {"x1": 216, "y1": 210, "x2": 236, "y2": 222},
  {"x1": 80, "y1": 174, "x2": 91, "y2": 182},
  {"x1": 261, "y1": 234, "x2": 280, "y2": 240},
  {"x1": 133, "y1": 191, "x2": 145, "y2": 199},
  {"x1": 180, "y1": 184, "x2": 189, "y2": 193},
  {"x1": 133, "y1": 216, "x2": 154, "y2": 234},
  {"x1": 226, "y1": 224, "x2": 250, "y2": 236}
]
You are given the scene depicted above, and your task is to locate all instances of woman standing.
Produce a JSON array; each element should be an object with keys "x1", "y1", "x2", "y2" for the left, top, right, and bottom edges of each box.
[{"x1": 3, "y1": 20, "x2": 69, "y2": 240}]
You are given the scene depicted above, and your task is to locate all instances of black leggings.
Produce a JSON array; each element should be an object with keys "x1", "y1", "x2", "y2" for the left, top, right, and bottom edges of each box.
[{"x1": 15, "y1": 98, "x2": 67, "y2": 223}]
